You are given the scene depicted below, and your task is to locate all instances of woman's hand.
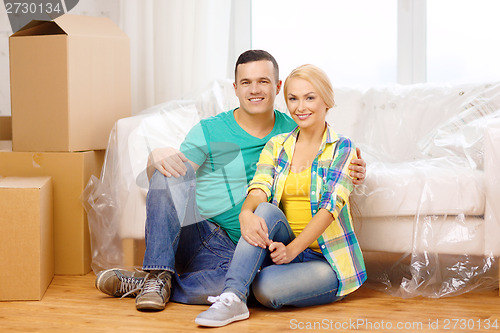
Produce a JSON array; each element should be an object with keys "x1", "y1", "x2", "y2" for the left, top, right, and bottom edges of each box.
[
  {"x1": 349, "y1": 147, "x2": 366, "y2": 185},
  {"x1": 269, "y1": 241, "x2": 296, "y2": 265},
  {"x1": 240, "y1": 210, "x2": 270, "y2": 249}
]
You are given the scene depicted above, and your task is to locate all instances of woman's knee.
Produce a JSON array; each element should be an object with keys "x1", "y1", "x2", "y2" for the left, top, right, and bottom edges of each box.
[
  {"x1": 251, "y1": 260, "x2": 340, "y2": 309},
  {"x1": 251, "y1": 276, "x2": 283, "y2": 310},
  {"x1": 254, "y1": 202, "x2": 286, "y2": 227}
]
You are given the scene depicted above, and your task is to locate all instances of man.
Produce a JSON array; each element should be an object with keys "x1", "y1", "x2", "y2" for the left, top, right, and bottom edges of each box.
[{"x1": 95, "y1": 50, "x2": 367, "y2": 311}]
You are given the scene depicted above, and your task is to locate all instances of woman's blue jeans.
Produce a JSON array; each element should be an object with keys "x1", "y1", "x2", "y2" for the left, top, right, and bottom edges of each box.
[
  {"x1": 223, "y1": 202, "x2": 343, "y2": 309},
  {"x1": 142, "y1": 169, "x2": 236, "y2": 304}
]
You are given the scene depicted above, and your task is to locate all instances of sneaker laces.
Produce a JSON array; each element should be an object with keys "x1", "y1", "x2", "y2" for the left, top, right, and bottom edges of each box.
[
  {"x1": 119, "y1": 275, "x2": 145, "y2": 298},
  {"x1": 207, "y1": 293, "x2": 240, "y2": 310},
  {"x1": 141, "y1": 272, "x2": 167, "y2": 295}
]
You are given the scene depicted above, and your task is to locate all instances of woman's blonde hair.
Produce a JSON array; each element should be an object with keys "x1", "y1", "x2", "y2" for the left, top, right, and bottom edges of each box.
[{"x1": 283, "y1": 64, "x2": 335, "y2": 110}]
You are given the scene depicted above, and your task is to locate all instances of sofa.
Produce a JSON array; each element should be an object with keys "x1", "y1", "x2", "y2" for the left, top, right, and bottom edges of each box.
[
  {"x1": 84, "y1": 79, "x2": 500, "y2": 298},
  {"x1": 343, "y1": 82, "x2": 500, "y2": 297}
]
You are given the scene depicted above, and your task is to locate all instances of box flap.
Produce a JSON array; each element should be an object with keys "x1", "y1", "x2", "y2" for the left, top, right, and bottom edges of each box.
[
  {"x1": 54, "y1": 14, "x2": 127, "y2": 38},
  {"x1": 11, "y1": 20, "x2": 65, "y2": 37},
  {"x1": 10, "y1": 15, "x2": 127, "y2": 38}
]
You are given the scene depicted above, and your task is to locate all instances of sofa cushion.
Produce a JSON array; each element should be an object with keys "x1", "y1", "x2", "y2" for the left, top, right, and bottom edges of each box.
[{"x1": 352, "y1": 157, "x2": 484, "y2": 217}]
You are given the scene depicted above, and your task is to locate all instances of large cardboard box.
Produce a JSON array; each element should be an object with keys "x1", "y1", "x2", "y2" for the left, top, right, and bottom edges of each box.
[
  {"x1": 0, "y1": 177, "x2": 53, "y2": 301},
  {"x1": 0, "y1": 149, "x2": 105, "y2": 274},
  {"x1": 0, "y1": 116, "x2": 11, "y2": 140},
  {"x1": 9, "y1": 14, "x2": 130, "y2": 152}
]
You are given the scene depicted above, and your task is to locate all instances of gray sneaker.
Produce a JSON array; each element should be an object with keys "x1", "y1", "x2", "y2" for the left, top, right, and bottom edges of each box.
[
  {"x1": 95, "y1": 268, "x2": 146, "y2": 298},
  {"x1": 135, "y1": 271, "x2": 172, "y2": 311},
  {"x1": 195, "y1": 292, "x2": 249, "y2": 327}
]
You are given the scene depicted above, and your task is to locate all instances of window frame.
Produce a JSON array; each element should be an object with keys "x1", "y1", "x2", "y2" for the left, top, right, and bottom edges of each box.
[{"x1": 397, "y1": 0, "x2": 427, "y2": 84}]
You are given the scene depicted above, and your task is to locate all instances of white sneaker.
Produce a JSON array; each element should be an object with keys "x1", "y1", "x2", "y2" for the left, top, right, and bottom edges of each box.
[{"x1": 195, "y1": 292, "x2": 249, "y2": 327}]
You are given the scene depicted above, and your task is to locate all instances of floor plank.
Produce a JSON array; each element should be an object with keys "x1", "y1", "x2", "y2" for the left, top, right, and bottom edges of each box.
[{"x1": 0, "y1": 273, "x2": 498, "y2": 332}]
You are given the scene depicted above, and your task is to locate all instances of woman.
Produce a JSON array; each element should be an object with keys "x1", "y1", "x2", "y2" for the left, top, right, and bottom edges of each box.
[{"x1": 196, "y1": 64, "x2": 367, "y2": 327}]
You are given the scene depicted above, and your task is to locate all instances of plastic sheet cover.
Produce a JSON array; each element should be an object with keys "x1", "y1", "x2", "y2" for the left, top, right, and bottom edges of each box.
[
  {"x1": 83, "y1": 80, "x2": 500, "y2": 298},
  {"x1": 349, "y1": 82, "x2": 500, "y2": 297}
]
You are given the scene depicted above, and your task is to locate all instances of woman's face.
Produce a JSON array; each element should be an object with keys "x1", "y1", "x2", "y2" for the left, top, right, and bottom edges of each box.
[{"x1": 286, "y1": 78, "x2": 328, "y2": 131}]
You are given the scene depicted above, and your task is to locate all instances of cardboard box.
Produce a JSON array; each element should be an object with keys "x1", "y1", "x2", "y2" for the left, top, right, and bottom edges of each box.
[
  {"x1": 0, "y1": 150, "x2": 105, "y2": 274},
  {"x1": 0, "y1": 116, "x2": 11, "y2": 140},
  {"x1": 9, "y1": 15, "x2": 130, "y2": 152},
  {"x1": 0, "y1": 177, "x2": 53, "y2": 301}
]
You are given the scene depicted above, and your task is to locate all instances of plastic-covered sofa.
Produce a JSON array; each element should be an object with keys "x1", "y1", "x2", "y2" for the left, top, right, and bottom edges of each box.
[
  {"x1": 83, "y1": 79, "x2": 500, "y2": 298},
  {"x1": 345, "y1": 83, "x2": 500, "y2": 297}
]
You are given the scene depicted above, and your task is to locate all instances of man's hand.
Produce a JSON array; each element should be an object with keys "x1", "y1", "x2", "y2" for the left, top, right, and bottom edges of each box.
[
  {"x1": 349, "y1": 147, "x2": 366, "y2": 185},
  {"x1": 239, "y1": 210, "x2": 271, "y2": 249},
  {"x1": 147, "y1": 147, "x2": 189, "y2": 179},
  {"x1": 269, "y1": 241, "x2": 295, "y2": 265}
]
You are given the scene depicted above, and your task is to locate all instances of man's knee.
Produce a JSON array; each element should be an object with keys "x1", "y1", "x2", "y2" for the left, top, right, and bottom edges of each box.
[
  {"x1": 149, "y1": 164, "x2": 195, "y2": 189},
  {"x1": 150, "y1": 168, "x2": 166, "y2": 182}
]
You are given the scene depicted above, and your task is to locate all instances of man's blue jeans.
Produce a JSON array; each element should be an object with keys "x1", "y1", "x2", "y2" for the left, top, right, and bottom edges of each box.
[
  {"x1": 223, "y1": 202, "x2": 343, "y2": 309},
  {"x1": 142, "y1": 168, "x2": 235, "y2": 304}
]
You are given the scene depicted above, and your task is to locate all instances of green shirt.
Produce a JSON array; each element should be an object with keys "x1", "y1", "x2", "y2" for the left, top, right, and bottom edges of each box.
[{"x1": 180, "y1": 108, "x2": 296, "y2": 243}]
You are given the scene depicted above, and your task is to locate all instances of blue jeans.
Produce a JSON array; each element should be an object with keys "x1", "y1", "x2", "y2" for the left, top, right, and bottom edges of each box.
[
  {"x1": 142, "y1": 168, "x2": 236, "y2": 304},
  {"x1": 223, "y1": 202, "x2": 342, "y2": 309}
]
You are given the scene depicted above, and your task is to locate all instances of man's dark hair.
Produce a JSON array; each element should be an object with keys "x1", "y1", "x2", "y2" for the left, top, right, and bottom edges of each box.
[{"x1": 234, "y1": 50, "x2": 279, "y2": 82}]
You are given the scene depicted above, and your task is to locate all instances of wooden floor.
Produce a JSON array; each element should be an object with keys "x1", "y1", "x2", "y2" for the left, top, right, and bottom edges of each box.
[{"x1": 0, "y1": 273, "x2": 498, "y2": 333}]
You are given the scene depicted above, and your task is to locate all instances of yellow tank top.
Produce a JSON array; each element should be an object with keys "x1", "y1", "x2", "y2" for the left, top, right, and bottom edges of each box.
[{"x1": 280, "y1": 166, "x2": 321, "y2": 253}]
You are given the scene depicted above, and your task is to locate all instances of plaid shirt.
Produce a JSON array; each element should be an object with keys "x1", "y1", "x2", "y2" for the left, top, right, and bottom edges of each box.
[{"x1": 248, "y1": 124, "x2": 367, "y2": 296}]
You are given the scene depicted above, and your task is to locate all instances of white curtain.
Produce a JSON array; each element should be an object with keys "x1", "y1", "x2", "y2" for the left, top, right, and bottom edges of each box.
[{"x1": 120, "y1": 0, "x2": 250, "y2": 115}]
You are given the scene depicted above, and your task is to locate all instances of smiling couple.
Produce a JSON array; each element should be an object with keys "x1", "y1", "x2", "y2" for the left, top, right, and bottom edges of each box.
[{"x1": 95, "y1": 50, "x2": 367, "y2": 328}]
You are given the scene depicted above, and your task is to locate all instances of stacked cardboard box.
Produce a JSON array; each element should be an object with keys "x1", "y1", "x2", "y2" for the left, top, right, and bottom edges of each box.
[
  {"x1": 1, "y1": 14, "x2": 130, "y2": 298},
  {"x1": 10, "y1": 14, "x2": 130, "y2": 152},
  {"x1": 0, "y1": 177, "x2": 53, "y2": 301},
  {"x1": 0, "y1": 150, "x2": 106, "y2": 276}
]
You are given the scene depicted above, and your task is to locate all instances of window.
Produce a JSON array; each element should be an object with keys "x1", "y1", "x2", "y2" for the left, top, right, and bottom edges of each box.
[
  {"x1": 251, "y1": 0, "x2": 397, "y2": 87},
  {"x1": 427, "y1": 0, "x2": 500, "y2": 83},
  {"x1": 252, "y1": 0, "x2": 500, "y2": 85}
]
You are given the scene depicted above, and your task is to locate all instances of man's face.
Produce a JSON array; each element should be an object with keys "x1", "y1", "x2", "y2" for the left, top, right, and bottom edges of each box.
[{"x1": 233, "y1": 60, "x2": 281, "y2": 116}]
